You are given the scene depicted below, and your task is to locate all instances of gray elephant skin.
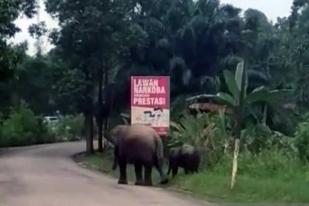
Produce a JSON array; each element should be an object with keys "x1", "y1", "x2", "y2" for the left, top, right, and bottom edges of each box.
[
  {"x1": 110, "y1": 124, "x2": 168, "y2": 186},
  {"x1": 167, "y1": 144, "x2": 201, "y2": 177}
]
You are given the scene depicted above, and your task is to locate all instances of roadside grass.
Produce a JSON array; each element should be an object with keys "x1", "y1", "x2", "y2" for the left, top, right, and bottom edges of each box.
[
  {"x1": 170, "y1": 171, "x2": 309, "y2": 203},
  {"x1": 75, "y1": 149, "x2": 164, "y2": 184},
  {"x1": 75, "y1": 150, "x2": 309, "y2": 203}
]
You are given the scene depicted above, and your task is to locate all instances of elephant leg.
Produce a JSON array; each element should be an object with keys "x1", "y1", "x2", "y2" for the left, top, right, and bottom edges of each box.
[
  {"x1": 144, "y1": 165, "x2": 153, "y2": 186},
  {"x1": 118, "y1": 158, "x2": 128, "y2": 185},
  {"x1": 154, "y1": 159, "x2": 168, "y2": 184},
  {"x1": 134, "y1": 163, "x2": 143, "y2": 186}
]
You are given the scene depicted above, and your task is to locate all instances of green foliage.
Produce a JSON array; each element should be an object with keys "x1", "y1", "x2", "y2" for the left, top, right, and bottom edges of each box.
[
  {"x1": 45, "y1": 0, "x2": 132, "y2": 112},
  {"x1": 186, "y1": 60, "x2": 290, "y2": 189},
  {"x1": 170, "y1": 96, "x2": 189, "y2": 121},
  {"x1": 236, "y1": 149, "x2": 303, "y2": 178},
  {"x1": 169, "y1": 112, "x2": 230, "y2": 167},
  {"x1": 80, "y1": 138, "x2": 309, "y2": 203},
  {"x1": 171, "y1": 147, "x2": 309, "y2": 203},
  {"x1": 242, "y1": 124, "x2": 297, "y2": 155},
  {"x1": 172, "y1": 168, "x2": 309, "y2": 203},
  {"x1": 51, "y1": 114, "x2": 84, "y2": 142},
  {"x1": 52, "y1": 67, "x2": 88, "y2": 114},
  {"x1": 170, "y1": 112, "x2": 211, "y2": 147},
  {"x1": 15, "y1": 55, "x2": 57, "y2": 114},
  {"x1": 189, "y1": 60, "x2": 290, "y2": 141},
  {"x1": 295, "y1": 117, "x2": 309, "y2": 162},
  {"x1": 0, "y1": 0, "x2": 37, "y2": 81},
  {"x1": 0, "y1": 105, "x2": 54, "y2": 147},
  {"x1": 0, "y1": 44, "x2": 61, "y2": 115}
]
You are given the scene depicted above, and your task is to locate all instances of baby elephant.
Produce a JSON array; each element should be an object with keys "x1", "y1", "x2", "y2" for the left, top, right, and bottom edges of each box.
[{"x1": 167, "y1": 144, "x2": 201, "y2": 177}]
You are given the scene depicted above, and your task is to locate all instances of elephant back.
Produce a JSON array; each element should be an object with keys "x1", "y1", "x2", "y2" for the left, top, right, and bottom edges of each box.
[
  {"x1": 109, "y1": 124, "x2": 129, "y2": 144},
  {"x1": 119, "y1": 124, "x2": 163, "y2": 164},
  {"x1": 126, "y1": 124, "x2": 159, "y2": 140}
]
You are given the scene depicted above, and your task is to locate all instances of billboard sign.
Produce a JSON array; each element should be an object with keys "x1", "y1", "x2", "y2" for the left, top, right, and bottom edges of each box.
[{"x1": 131, "y1": 76, "x2": 170, "y2": 135}]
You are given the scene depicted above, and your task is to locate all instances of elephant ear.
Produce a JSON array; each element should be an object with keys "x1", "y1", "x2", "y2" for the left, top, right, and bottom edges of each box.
[{"x1": 109, "y1": 125, "x2": 128, "y2": 143}]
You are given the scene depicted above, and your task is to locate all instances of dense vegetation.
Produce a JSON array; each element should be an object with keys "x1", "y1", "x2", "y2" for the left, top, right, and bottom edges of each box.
[{"x1": 2, "y1": 0, "x2": 309, "y2": 202}]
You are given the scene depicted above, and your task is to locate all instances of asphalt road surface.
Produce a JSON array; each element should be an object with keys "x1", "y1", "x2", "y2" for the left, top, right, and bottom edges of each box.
[{"x1": 0, "y1": 142, "x2": 213, "y2": 206}]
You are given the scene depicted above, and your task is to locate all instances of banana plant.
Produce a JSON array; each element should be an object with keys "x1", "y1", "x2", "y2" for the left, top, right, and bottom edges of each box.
[{"x1": 188, "y1": 59, "x2": 290, "y2": 189}]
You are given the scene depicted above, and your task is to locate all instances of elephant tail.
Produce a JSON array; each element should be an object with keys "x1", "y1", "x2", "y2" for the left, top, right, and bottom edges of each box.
[
  {"x1": 167, "y1": 161, "x2": 171, "y2": 176},
  {"x1": 155, "y1": 137, "x2": 164, "y2": 168},
  {"x1": 155, "y1": 137, "x2": 168, "y2": 184}
]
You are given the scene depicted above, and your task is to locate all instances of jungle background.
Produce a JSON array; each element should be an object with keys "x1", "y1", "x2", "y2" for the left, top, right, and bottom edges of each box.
[{"x1": 1, "y1": 0, "x2": 309, "y2": 203}]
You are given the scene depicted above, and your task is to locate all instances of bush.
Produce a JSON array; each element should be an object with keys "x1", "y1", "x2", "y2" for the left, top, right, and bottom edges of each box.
[
  {"x1": 169, "y1": 112, "x2": 231, "y2": 168},
  {"x1": 208, "y1": 146, "x2": 307, "y2": 191},
  {"x1": 295, "y1": 119, "x2": 309, "y2": 162},
  {"x1": 237, "y1": 148, "x2": 303, "y2": 178},
  {"x1": 51, "y1": 114, "x2": 84, "y2": 142},
  {"x1": 166, "y1": 107, "x2": 309, "y2": 202},
  {"x1": 0, "y1": 105, "x2": 55, "y2": 147},
  {"x1": 242, "y1": 124, "x2": 297, "y2": 155}
]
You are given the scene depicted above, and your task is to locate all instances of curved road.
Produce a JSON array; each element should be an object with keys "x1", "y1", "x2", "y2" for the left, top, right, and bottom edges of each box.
[{"x1": 0, "y1": 142, "x2": 213, "y2": 206}]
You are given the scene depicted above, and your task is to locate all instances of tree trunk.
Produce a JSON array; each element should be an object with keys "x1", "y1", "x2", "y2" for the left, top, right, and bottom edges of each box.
[
  {"x1": 84, "y1": 68, "x2": 95, "y2": 154},
  {"x1": 98, "y1": 117, "x2": 104, "y2": 152},
  {"x1": 85, "y1": 112, "x2": 94, "y2": 154},
  {"x1": 97, "y1": 68, "x2": 104, "y2": 153},
  {"x1": 262, "y1": 104, "x2": 268, "y2": 126},
  {"x1": 103, "y1": 118, "x2": 109, "y2": 146},
  {"x1": 231, "y1": 114, "x2": 242, "y2": 189},
  {"x1": 102, "y1": 64, "x2": 110, "y2": 148},
  {"x1": 231, "y1": 138, "x2": 240, "y2": 189},
  {"x1": 224, "y1": 139, "x2": 229, "y2": 154}
]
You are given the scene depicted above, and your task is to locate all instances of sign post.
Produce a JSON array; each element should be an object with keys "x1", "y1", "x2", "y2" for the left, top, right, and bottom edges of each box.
[{"x1": 131, "y1": 76, "x2": 170, "y2": 136}]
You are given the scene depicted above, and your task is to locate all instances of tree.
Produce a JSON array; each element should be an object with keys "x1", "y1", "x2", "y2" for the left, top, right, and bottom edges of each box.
[
  {"x1": 0, "y1": 45, "x2": 65, "y2": 116},
  {"x1": 188, "y1": 59, "x2": 289, "y2": 189},
  {"x1": 0, "y1": 0, "x2": 37, "y2": 81},
  {"x1": 288, "y1": 2, "x2": 309, "y2": 108},
  {"x1": 29, "y1": 21, "x2": 48, "y2": 56},
  {"x1": 118, "y1": 0, "x2": 247, "y2": 98},
  {"x1": 46, "y1": 0, "x2": 132, "y2": 153},
  {"x1": 0, "y1": 42, "x2": 28, "y2": 113}
]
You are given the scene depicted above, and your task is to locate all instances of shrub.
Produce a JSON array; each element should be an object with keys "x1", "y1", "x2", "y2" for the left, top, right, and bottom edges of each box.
[
  {"x1": 238, "y1": 148, "x2": 303, "y2": 178},
  {"x1": 242, "y1": 124, "x2": 296, "y2": 155},
  {"x1": 169, "y1": 112, "x2": 230, "y2": 168},
  {"x1": 211, "y1": 145, "x2": 305, "y2": 180},
  {"x1": 51, "y1": 114, "x2": 84, "y2": 142},
  {"x1": 295, "y1": 119, "x2": 309, "y2": 162},
  {"x1": 0, "y1": 105, "x2": 54, "y2": 147}
]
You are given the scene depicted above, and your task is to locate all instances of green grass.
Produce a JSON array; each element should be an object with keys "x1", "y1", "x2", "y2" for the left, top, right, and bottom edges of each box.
[
  {"x1": 75, "y1": 150, "x2": 309, "y2": 203},
  {"x1": 75, "y1": 150, "x2": 164, "y2": 185},
  {"x1": 171, "y1": 171, "x2": 309, "y2": 203}
]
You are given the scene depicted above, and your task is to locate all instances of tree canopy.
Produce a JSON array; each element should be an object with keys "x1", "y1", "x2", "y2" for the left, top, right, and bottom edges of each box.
[
  {"x1": 0, "y1": 0, "x2": 37, "y2": 81},
  {"x1": 2, "y1": 0, "x2": 309, "y2": 149}
]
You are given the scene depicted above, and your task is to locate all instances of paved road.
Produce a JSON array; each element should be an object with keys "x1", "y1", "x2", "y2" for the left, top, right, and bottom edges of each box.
[{"x1": 0, "y1": 142, "x2": 213, "y2": 206}]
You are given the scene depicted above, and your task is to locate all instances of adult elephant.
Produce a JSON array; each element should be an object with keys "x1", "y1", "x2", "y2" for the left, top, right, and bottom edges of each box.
[
  {"x1": 110, "y1": 124, "x2": 168, "y2": 186},
  {"x1": 167, "y1": 144, "x2": 201, "y2": 177}
]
